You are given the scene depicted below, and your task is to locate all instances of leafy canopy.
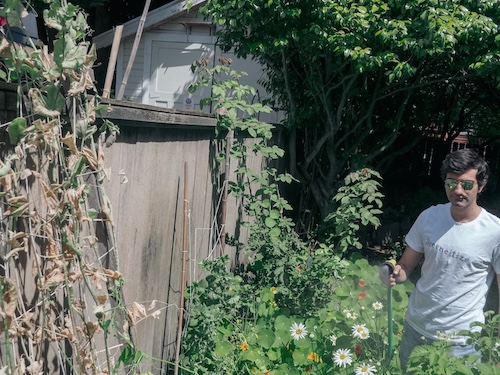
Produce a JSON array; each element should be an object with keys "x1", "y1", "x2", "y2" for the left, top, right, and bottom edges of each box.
[{"x1": 202, "y1": 0, "x2": 500, "y2": 221}]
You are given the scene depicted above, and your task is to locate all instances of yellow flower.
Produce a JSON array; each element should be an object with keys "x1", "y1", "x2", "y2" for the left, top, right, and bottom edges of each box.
[
  {"x1": 307, "y1": 351, "x2": 322, "y2": 363},
  {"x1": 270, "y1": 287, "x2": 277, "y2": 294},
  {"x1": 239, "y1": 341, "x2": 249, "y2": 351}
]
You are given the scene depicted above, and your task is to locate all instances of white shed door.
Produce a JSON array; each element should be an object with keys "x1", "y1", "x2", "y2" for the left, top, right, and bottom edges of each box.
[{"x1": 149, "y1": 41, "x2": 215, "y2": 110}]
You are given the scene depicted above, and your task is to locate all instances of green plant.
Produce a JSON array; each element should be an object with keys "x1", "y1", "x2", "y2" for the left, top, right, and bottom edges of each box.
[
  {"x1": 201, "y1": 0, "x2": 500, "y2": 228},
  {"x1": 407, "y1": 312, "x2": 500, "y2": 374},
  {"x1": 189, "y1": 61, "x2": 351, "y2": 316},
  {"x1": 324, "y1": 168, "x2": 384, "y2": 255},
  {"x1": 182, "y1": 257, "x2": 413, "y2": 374},
  {"x1": 184, "y1": 61, "x2": 399, "y2": 374}
]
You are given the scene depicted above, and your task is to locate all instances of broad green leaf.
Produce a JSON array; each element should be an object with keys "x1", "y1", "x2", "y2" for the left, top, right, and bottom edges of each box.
[
  {"x1": 7, "y1": 117, "x2": 26, "y2": 145},
  {"x1": 256, "y1": 327, "x2": 275, "y2": 349},
  {"x1": 214, "y1": 340, "x2": 232, "y2": 357}
]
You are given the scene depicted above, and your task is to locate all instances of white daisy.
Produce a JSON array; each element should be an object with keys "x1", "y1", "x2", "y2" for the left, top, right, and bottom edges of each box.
[
  {"x1": 329, "y1": 334, "x2": 337, "y2": 345},
  {"x1": 333, "y1": 348, "x2": 353, "y2": 368},
  {"x1": 355, "y1": 363, "x2": 377, "y2": 375},
  {"x1": 289, "y1": 322, "x2": 308, "y2": 340},
  {"x1": 352, "y1": 324, "x2": 370, "y2": 340},
  {"x1": 372, "y1": 301, "x2": 383, "y2": 310}
]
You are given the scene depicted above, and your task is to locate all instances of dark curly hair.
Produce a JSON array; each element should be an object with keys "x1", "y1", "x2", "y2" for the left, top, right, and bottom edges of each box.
[{"x1": 440, "y1": 148, "x2": 490, "y2": 188}]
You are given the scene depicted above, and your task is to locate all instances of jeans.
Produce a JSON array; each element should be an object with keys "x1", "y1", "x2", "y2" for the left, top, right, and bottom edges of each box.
[{"x1": 400, "y1": 321, "x2": 481, "y2": 373}]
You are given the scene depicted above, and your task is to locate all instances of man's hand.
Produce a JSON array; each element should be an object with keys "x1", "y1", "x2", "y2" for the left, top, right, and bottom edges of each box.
[{"x1": 379, "y1": 246, "x2": 423, "y2": 287}]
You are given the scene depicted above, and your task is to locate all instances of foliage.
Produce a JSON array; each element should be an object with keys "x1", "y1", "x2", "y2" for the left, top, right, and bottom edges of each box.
[
  {"x1": 183, "y1": 60, "x2": 500, "y2": 375},
  {"x1": 407, "y1": 312, "x2": 500, "y2": 374},
  {"x1": 182, "y1": 256, "x2": 413, "y2": 374},
  {"x1": 189, "y1": 60, "x2": 356, "y2": 316},
  {"x1": 324, "y1": 168, "x2": 384, "y2": 254},
  {"x1": 201, "y1": 0, "x2": 500, "y2": 223},
  {"x1": 0, "y1": 1, "x2": 156, "y2": 373},
  {"x1": 183, "y1": 60, "x2": 400, "y2": 373}
]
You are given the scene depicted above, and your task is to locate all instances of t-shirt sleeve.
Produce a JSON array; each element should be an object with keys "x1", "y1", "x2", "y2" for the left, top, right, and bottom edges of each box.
[
  {"x1": 492, "y1": 245, "x2": 500, "y2": 275},
  {"x1": 405, "y1": 211, "x2": 426, "y2": 253}
]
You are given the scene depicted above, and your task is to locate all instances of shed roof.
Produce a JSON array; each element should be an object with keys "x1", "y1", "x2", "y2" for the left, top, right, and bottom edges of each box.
[{"x1": 92, "y1": 0, "x2": 207, "y2": 50}]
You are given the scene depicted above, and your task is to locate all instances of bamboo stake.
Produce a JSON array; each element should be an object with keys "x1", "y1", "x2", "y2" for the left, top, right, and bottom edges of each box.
[
  {"x1": 220, "y1": 131, "x2": 232, "y2": 255},
  {"x1": 174, "y1": 162, "x2": 189, "y2": 375},
  {"x1": 116, "y1": 0, "x2": 151, "y2": 100},
  {"x1": 102, "y1": 25, "x2": 123, "y2": 99}
]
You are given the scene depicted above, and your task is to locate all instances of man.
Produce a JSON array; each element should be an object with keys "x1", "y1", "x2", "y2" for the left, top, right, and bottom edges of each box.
[{"x1": 383, "y1": 148, "x2": 500, "y2": 372}]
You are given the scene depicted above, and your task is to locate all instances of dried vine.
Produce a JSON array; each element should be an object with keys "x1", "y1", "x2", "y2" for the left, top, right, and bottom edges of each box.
[{"x1": 0, "y1": 1, "x2": 141, "y2": 373}]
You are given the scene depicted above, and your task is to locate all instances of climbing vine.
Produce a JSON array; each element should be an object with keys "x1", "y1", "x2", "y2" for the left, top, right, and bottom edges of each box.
[{"x1": 0, "y1": 1, "x2": 152, "y2": 373}]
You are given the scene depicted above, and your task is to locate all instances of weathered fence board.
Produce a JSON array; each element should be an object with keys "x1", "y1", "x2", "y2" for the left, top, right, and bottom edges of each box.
[{"x1": 98, "y1": 100, "x2": 273, "y2": 373}]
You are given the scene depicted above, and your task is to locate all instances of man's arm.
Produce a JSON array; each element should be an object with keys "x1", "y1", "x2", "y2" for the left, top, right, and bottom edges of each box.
[{"x1": 387, "y1": 246, "x2": 423, "y2": 287}]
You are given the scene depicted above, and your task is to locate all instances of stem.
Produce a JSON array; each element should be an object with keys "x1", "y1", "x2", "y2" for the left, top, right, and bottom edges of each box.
[{"x1": 0, "y1": 280, "x2": 12, "y2": 374}]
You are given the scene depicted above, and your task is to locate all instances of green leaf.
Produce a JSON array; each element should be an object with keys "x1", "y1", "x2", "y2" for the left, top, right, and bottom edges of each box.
[
  {"x1": 256, "y1": 327, "x2": 275, "y2": 349},
  {"x1": 214, "y1": 340, "x2": 232, "y2": 357},
  {"x1": 274, "y1": 315, "x2": 291, "y2": 331},
  {"x1": 117, "y1": 345, "x2": 134, "y2": 366},
  {"x1": 265, "y1": 217, "x2": 276, "y2": 228},
  {"x1": 292, "y1": 347, "x2": 309, "y2": 365},
  {"x1": 7, "y1": 117, "x2": 26, "y2": 145}
]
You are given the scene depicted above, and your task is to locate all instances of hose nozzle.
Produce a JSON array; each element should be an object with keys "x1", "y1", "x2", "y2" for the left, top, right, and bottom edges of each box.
[{"x1": 379, "y1": 259, "x2": 396, "y2": 279}]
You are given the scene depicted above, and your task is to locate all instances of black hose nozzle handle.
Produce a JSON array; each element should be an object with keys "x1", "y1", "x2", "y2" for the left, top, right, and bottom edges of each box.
[{"x1": 379, "y1": 259, "x2": 396, "y2": 280}]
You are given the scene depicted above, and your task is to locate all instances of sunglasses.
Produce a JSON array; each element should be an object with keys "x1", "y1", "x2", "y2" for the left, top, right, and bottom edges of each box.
[{"x1": 444, "y1": 178, "x2": 475, "y2": 191}]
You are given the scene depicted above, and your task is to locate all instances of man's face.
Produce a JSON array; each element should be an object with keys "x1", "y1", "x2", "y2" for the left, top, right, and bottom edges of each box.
[{"x1": 444, "y1": 168, "x2": 482, "y2": 209}]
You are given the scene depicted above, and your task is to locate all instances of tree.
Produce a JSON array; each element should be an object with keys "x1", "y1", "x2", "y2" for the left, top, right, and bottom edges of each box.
[{"x1": 201, "y1": 0, "x2": 500, "y2": 225}]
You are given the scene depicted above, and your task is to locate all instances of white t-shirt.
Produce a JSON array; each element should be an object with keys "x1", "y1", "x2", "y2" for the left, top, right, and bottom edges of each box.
[{"x1": 405, "y1": 203, "x2": 500, "y2": 344}]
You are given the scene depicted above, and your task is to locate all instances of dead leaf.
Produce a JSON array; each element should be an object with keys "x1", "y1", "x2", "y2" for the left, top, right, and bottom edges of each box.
[
  {"x1": 96, "y1": 294, "x2": 108, "y2": 305},
  {"x1": 0, "y1": 277, "x2": 17, "y2": 333},
  {"x1": 0, "y1": 173, "x2": 12, "y2": 191},
  {"x1": 103, "y1": 268, "x2": 122, "y2": 280},
  {"x1": 84, "y1": 321, "x2": 101, "y2": 336},
  {"x1": 43, "y1": 223, "x2": 59, "y2": 257},
  {"x1": 82, "y1": 146, "x2": 98, "y2": 170},
  {"x1": 6, "y1": 231, "x2": 27, "y2": 253},
  {"x1": 127, "y1": 302, "x2": 147, "y2": 326},
  {"x1": 20, "y1": 168, "x2": 32, "y2": 180},
  {"x1": 61, "y1": 133, "x2": 78, "y2": 153},
  {"x1": 151, "y1": 310, "x2": 162, "y2": 319},
  {"x1": 26, "y1": 360, "x2": 43, "y2": 375},
  {"x1": 38, "y1": 179, "x2": 60, "y2": 215},
  {"x1": 148, "y1": 300, "x2": 157, "y2": 311},
  {"x1": 41, "y1": 268, "x2": 65, "y2": 289},
  {"x1": 0, "y1": 37, "x2": 10, "y2": 54},
  {"x1": 65, "y1": 184, "x2": 86, "y2": 220}
]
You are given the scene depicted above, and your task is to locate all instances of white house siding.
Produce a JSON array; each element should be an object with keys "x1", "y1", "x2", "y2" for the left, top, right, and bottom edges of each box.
[
  {"x1": 104, "y1": 5, "x2": 284, "y2": 123},
  {"x1": 116, "y1": 41, "x2": 146, "y2": 102}
]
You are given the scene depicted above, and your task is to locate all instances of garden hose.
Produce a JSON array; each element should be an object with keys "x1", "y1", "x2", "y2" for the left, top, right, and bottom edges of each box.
[{"x1": 380, "y1": 259, "x2": 396, "y2": 360}]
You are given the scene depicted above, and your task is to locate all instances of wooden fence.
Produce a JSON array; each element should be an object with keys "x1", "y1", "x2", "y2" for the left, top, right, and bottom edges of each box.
[{"x1": 97, "y1": 99, "x2": 284, "y2": 373}]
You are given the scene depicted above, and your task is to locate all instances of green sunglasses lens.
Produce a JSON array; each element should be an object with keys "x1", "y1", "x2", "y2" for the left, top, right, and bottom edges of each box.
[
  {"x1": 445, "y1": 179, "x2": 457, "y2": 189},
  {"x1": 461, "y1": 181, "x2": 474, "y2": 190},
  {"x1": 445, "y1": 179, "x2": 474, "y2": 190}
]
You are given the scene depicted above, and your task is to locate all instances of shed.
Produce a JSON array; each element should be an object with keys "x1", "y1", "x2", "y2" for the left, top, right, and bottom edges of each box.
[{"x1": 92, "y1": 0, "x2": 284, "y2": 124}]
